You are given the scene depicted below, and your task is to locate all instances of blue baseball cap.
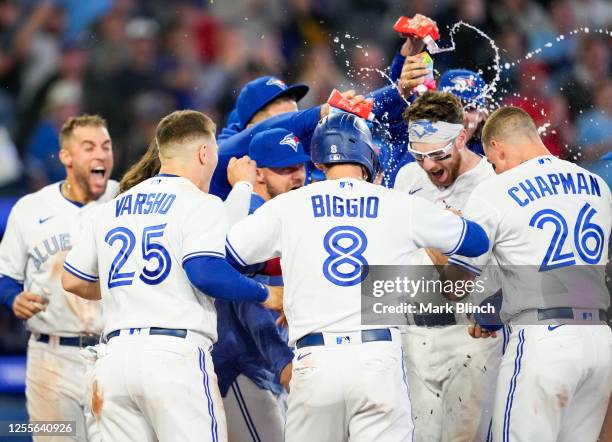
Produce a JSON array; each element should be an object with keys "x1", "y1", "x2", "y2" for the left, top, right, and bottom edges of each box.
[
  {"x1": 249, "y1": 128, "x2": 310, "y2": 168},
  {"x1": 439, "y1": 69, "x2": 486, "y2": 107},
  {"x1": 236, "y1": 76, "x2": 309, "y2": 129},
  {"x1": 602, "y1": 151, "x2": 612, "y2": 160}
]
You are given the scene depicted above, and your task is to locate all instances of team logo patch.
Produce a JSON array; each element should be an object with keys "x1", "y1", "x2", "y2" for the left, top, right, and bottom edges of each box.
[
  {"x1": 279, "y1": 133, "x2": 300, "y2": 152},
  {"x1": 266, "y1": 78, "x2": 287, "y2": 89},
  {"x1": 336, "y1": 336, "x2": 351, "y2": 344},
  {"x1": 409, "y1": 120, "x2": 438, "y2": 138}
]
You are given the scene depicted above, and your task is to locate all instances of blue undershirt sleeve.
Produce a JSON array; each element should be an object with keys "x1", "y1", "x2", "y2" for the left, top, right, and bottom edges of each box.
[{"x1": 183, "y1": 256, "x2": 268, "y2": 302}]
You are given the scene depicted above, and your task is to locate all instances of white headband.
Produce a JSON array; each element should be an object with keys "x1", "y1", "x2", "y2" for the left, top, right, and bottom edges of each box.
[{"x1": 408, "y1": 120, "x2": 463, "y2": 144}]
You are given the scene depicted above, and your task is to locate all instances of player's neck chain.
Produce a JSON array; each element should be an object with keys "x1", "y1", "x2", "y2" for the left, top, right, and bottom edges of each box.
[
  {"x1": 61, "y1": 181, "x2": 74, "y2": 201},
  {"x1": 61, "y1": 181, "x2": 85, "y2": 205}
]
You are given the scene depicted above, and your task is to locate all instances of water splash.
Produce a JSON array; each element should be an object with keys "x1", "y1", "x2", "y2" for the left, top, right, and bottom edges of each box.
[
  {"x1": 503, "y1": 27, "x2": 611, "y2": 70},
  {"x1": 428, "y1": 21, "x2": 502, "y2": 110}
]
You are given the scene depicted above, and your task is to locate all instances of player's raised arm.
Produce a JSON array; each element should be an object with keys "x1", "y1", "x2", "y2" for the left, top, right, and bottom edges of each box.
[
  {"x1": 445, "y1": 187, "x2": 501, "y2": 277},
  {"x1": 179, "y1": 195, "x2": 283, "y2": 312},
  {"x1": 226, "y1": 195, "x2": 283, "y2": 267},
  {"x1": 224, "y1": 155, "x2": 256, "y2": 226},
  {"x1": 408, "y1": 194, "x2": 490, "y2": 258}
]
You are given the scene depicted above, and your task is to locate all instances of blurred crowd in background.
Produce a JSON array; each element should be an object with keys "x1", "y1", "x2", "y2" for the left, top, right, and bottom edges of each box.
[{"x1": 0, "y1": 0, "x2": 610, "y2": 352}]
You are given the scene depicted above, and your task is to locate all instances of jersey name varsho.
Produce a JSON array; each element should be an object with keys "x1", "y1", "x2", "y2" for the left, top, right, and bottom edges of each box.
[
  {"x1": 311, "y1": 194, "x2": 379, "y2": 218},
  {"x1": 115, "y1": 192, "x2": 176, "y2": 217},
  {"x1": 508, "y1": 172, "x2": 602, "y2": 207}
]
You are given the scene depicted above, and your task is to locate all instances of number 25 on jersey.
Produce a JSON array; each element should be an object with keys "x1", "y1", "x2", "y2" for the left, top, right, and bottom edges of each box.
[{"x1": 105, "y1": 224, "x2": 172, "y2": 288}]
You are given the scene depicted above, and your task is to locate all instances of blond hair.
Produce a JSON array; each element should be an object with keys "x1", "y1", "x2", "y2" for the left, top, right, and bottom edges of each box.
[
  {"x1": 481, "y1": 106, "x2": 538, "y2": 147},
  {"x1": 155, "y1": 110, "x2": 216, "y2": 158},
  {"x1": 59, "y1": 114, "x2": 107, "y2": 148}
]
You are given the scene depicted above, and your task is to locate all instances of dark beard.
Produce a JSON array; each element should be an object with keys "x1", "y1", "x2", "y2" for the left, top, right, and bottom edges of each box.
[
  {"x1": 75, "y1": 171, "x2": 100, "y2": 201},
  {"x1": 265, "y1": 182, "x2": 282, "y2": 200}
]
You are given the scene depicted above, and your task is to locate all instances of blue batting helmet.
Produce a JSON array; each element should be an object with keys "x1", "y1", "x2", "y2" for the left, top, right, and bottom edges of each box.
[
  {"x1": 439, "y1": 69, "x2": 486, "y2": 107},
  {"x1": 310, "y1": 112, "x2": 380, "y2": 182}
]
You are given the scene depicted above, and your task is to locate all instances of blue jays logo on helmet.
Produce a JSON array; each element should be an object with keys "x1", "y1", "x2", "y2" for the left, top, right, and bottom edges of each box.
[
  {"x1": 279, "y1": 133, "x2": 300, "y2": 152},
  {"x1": 265, "y1": 78, "x2": 287, "y2": 89},
  {"x1": 310, "y1": 113, "x2": 380, "y2": 182},
  {"x1": 447, "y1": 75, "x2": 476, "y2": 92},
  {"x1": 409, "y1": 120, "x2": 438, "y2": 138},
  {"x1": 439, "y1": 69, "x2": 486, "y2": 107}
]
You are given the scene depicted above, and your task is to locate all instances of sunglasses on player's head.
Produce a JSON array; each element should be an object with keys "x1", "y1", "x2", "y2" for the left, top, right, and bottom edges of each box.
[{"x1": 408, "y1": 137, "x2": 457, "y2": 162}]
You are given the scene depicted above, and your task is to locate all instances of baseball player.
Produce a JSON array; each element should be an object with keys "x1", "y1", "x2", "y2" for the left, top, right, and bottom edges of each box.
[
  {"x1": 394, "y1": 91, "x2": 503, "y2": 442},
  {"x1": 211, "y1": 29, "x2": 424, "y2": 199},
  {"x1": 0, "y1": 114, "x2": 117, "y2": 441},
  {"x1": 214, "y1": 128, "x2": 310, "y2": 442},
  {"x1": 381, "y1": 67, "x2": 490, "y2": 187},
  {"x1": 438, "y1": 107, "x2": 611, "y2": 441},
  {"x1": 61, "y1": 110, "x2": 283, "y2": 442},
  {"x1": 226, "y1": 112, "x2": 490, "y2": 442}
]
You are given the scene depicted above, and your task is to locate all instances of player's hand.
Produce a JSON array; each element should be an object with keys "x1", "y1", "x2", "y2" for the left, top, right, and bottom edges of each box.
[
  {"x1": 279, "y1": 362, "x2": 292, "y2": 392},
  {"x1": 398, "y1": 55, "x2": 430, "y2": 97},
  {"x1": 425, "y1": 248, "x2": 448, "y2": 266},
  {"x1": 467, "y1": 323, "x2": 498, "y2": 339},
  {"x1": 320, "y1": 90, "x2": 369, "y2": 118},
  {"x1": 227, "y1": 155, "x2": 256, "y2": 187},
  {"x1": 276, "y1": 312, "x2": 288, "y2": 327},
  {"x1": 400, "y1": 35, "x2": 425, "y2": 57},
  {"x1": 399, "y1": 14, "x2": 437, "y2": 56},
  {"x1": 400, "y1": 14, "x2": 438, "y2": 57},
  {"x1": 262, "y1": 285, "x2": 283, "y2": 313},
  {"x1": 12, "y1": 292, "x2": 48, "y2": 319}
]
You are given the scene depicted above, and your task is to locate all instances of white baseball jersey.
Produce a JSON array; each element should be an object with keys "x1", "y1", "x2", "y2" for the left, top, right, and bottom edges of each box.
[
  {"x1": 395, "y1": 156, "x2": 495, "y2": 211},
  {"x1": 449, "y1": 155, "x2": 611, "y2": 320},
  {"x1": 65, "y1": 174, "x2": 228, "y2": 342},
  {"x1": 226, "y1": 177, "x2": 472, "y2": 345},
  {"x1": 396, "y1": 157, "x2": 503, "y2": 442},
  {"x1": 395, "y1": 157, "x2": 499, "y2": 307},
  {"x1": 0, "y1": 181, "x2": 118, "y2": 336}
]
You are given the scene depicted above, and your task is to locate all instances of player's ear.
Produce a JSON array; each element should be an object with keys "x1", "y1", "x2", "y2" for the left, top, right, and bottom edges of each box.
[
  {"x1": 59, "y1": 148, "x2": 72, "y2": 167},
  {"x1": 490, "y1": 139, "x2": 507, "y2": 161},
  {"x1": 255, "y1": 168, "x2": 266, "y2": 184},
  {"x1": 197, "y1": 143, "x2": 207, "y2": 166},
  {"x1": 457, "y1": 128, "x2": 468, "y2": 149}
]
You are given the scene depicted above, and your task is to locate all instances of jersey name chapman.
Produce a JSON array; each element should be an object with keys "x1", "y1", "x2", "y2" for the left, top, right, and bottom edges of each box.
[{"x1": 508, "y1": 171, "x2": 602, "y2": 207}]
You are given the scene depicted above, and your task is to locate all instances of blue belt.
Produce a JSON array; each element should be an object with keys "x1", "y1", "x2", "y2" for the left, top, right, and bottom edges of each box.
[
  {"x1": 537, "y1": 308, "x2": 607, "y2": 322},
  {"x1": 413, "y1": 312, "x2": 457, "y2": 327},
  {"x1": 296, "y1": 328, "x2": 392, "y2": 349},
  {"x1": 37, "y1": 334, "x2": 100, "y2": 348},
  {"x1": 105, "y1": 327, "x2": 187, "y2": 342}
]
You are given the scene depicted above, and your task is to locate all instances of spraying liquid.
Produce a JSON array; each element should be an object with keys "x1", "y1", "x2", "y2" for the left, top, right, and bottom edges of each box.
[{"x1": 331, "y1": 24, "x2": 611, "y2": 174}]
